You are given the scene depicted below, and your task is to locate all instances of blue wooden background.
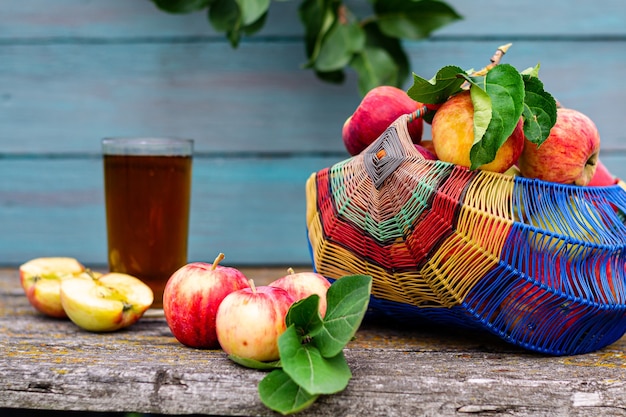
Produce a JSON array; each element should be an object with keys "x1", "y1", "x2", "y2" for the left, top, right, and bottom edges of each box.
[{"x1": 1, "y1": 1, "x2": 625, "y2": 267}]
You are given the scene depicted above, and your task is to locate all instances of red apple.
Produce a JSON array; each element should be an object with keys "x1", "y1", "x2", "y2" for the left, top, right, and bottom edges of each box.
[
  {"x1": 518, "y1": 108, "x2": 600, "y2": 185},
  {"x1": 216, "y1": 281, "x2": 294, "y2": 362},
  {"x1": 343, "y1": 85, "x2": 424, "y2": 155},
  {"x1": 414, "y1": 144, "x2": 437, "y2": 160},
  {"x1": 163, "y1": 253, "x2": 250, "y2": 349},
  {"x1": 431, "y1": 91, "x2": 525, "y2": 173},
  {"x1": 269, "y1": 268, "x2": 331, "y2": 317},
  {"x1": 588, "y1": 159, "x2": 617, "y2": 186},
  {"x1": 418, "y1": 139, "x2": 437, "y2": 159}
]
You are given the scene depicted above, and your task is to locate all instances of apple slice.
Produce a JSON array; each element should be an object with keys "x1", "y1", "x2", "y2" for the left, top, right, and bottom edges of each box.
[
  {"x1": 19, "y1": 257, "x2": 90, "y2": 318},
  {"x1": 60, "y1": 272, "x2": 154, "y2": 332}
]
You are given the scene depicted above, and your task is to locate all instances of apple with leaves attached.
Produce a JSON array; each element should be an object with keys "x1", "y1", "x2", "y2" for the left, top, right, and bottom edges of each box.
[
  {"x1": 518, "y1": 108, "x2": 600, "y2": 185},
  {"x1": 269, "y1": 268, "x2": 331, "y2": 317},
  {"x1": 60, "y1": 272, "x2": 153, "y2": 332},
  {"x1": 342, "y1": 85, "x2": 424, "y2": 155},
  {"x1": 431, "y1": 91, "x2": 525, "y2": 173},
  {"x1": 163, "y1": 253, "x2": 250, "y2": 348},
  {"x1": 19, "y1": 257, "x2": 94, "y2": 318},
  {"x1": 216, "y1": 281, "x2": 294, "y2": 362}
]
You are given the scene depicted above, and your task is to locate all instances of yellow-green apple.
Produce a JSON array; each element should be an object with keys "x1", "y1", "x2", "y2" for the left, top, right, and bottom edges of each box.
[
  {"x1": 19, "y1": 257, "x2": 90, "y2": 318},
  {"x1": 342, "y1": 85, "x2": 424, "y2": 156},
  {"x1": 269, "y1": 268, "x2": 331, "y2": 317},
  {"x1": 588, "y1": 159, "x2": 617, "y2": 186},
  {"x1": 216, "y1": 281, "x2": 294, "y2": 362},
  {"x1": 60, "y1": 272, "x2": 153, "y2": 332},
  {"x1": 163, "y1": 253, "x2": 250, "y2": 348},
  {"x1": 431, "y1": 91, "x2": 525, "y2": 173},
  {"x1": 518, "y1": 108, "x2": 600, "y2": 185}
]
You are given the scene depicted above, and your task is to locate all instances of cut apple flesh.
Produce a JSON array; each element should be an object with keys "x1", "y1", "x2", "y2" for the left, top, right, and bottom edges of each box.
[{"x1": 60, "y1": 273, "x2": 153, "y2": 332}]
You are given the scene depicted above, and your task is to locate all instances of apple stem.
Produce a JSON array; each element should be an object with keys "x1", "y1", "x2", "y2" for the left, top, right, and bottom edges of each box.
[
  {"x1": 211, "y1": 253, "x2": 225, "y2": 270},
  {"x1": 287, "y1": 267, "x2": 295, "y2": 275},
  {"x1": 249, "y1": 279, "x2": 257, "y2": 294}
]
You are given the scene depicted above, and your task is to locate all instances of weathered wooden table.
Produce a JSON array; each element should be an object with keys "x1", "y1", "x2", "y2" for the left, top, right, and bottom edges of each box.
[{"x1": 2, "y1": 267, "x2": 625, "y2": 417}]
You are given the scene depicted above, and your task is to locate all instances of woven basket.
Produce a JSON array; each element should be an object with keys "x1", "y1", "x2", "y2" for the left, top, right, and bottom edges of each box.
[{"x1": 305, "y1": 113, "x2": 626, "y2": 356}]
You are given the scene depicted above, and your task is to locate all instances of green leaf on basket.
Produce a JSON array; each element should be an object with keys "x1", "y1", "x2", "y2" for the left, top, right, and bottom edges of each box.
[
  {"x1": 314, "y1": 275, "x2": 372, "y2": 358},
  {"x1": 279, "y1": 325, "x2": 352, "y2": 395},
  {"x1": 228, "y1": 354, "x2": 281, "y2": 370},
  {"x1": 521, "y1": 73, "x2": 557, "y2": 146},
  {"x1": 464, "y1": 64, "x2": 525, "y2": 170},
  {"x1": 407, "y1": 65, "x2": 466, "y2": 105},
  {"x1": 374, "y1": 0, "x2": 462, "y2": 40},
  {"x1": 259, "y1": 369, "x2": 319, "y2": 415}
]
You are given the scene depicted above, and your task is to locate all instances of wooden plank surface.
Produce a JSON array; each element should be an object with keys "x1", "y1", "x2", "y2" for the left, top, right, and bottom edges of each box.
[
  {"x1": 1, "y1": 1, "x2": 625, "y2": 267},
  {"x1": 1, "y1": 268, "x2": 626, "y2": 417}
]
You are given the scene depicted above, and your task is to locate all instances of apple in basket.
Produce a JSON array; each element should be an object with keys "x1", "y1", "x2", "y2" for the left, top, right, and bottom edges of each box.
[
  {"x1": 342, "y1": 85, "x2": 424, "y2": 156},
  {"x1": 431, "y1": 90, "x2": 525, "y2": 173},
  {"x1": 19, "y1": 257, "x2": 95, "y2": 318},
  {"x1": 216, "y1": 281, "x2": 294, "y2": 362},
  {"x1": 588, "y1": 159, "x2": 617, "y2": 186},
  {"x1": 60, "y1": 272, "x2": 153, "y2": 332},
  {"x1": 517, "y1": 108, "x2": 600, "y2": 185},
  {"x1": 163, "y1": 253, "x2": 250, "y2": 348},
  {"x1": 269, "y1": 268, "x2": 331, "y2": 317}
]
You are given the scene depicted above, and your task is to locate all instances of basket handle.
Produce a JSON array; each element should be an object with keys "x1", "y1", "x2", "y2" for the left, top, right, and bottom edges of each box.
[{"x1": 362, "y1": 107, "x2": 428, "y2": 188}]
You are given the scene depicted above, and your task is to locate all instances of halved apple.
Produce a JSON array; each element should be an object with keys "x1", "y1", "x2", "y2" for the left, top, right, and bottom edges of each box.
[
  {"x1": 60, "y1": 272, "x2": 153, "y2": 332},
  {"x1": 19, "y1": 257, "x2": 92, "y2": 318}
]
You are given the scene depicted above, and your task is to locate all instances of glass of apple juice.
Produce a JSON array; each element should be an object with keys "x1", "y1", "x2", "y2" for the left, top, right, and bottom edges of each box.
[{"x1": 102, "y1": 137, "x2": 193, "y2": 308}]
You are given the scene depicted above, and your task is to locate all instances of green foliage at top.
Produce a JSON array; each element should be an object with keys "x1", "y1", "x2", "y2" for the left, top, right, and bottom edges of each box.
[{"x1": 151, "y1": 0, "x2": 462, "y2": 96}]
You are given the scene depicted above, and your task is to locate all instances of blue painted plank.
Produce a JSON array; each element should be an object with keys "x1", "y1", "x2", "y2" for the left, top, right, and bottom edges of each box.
[
  {"x1": 0, "y1": 156, "x2": 339, "y2": 266},
  {"x1": 1, "y1": 1, "x2": 624, "y2": 38},
  {"x1": 1, "y1": 41, "x2": 624, "y2": 154}
]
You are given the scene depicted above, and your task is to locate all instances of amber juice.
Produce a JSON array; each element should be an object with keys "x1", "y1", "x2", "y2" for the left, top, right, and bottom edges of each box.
[{"x1": 103, "y1": 153, "x2": 192, "y2": 307}]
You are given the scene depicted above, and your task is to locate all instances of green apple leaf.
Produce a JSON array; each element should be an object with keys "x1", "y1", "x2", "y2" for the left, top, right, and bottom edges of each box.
[
  {"x1": 279, "y1": 325, "x2": 352, "y2": 395},
  {"x1": 374, "y1": 0, "x2": 462, "y2": 40},
  {"x1": 299, "y1": 0, "x2": 336, "y2": 65},
  {"x1": 228, "y1": 354, "x2": 281, "y2": 370},
  {"x1": 406, "y1": 65, "x2": 466, "y2": 105},
  {"x1": 314, "y1": 21, "x2": 365, "y2": 72},
  {"x1": 314, "y1": 274, "x2": 372, "y2": 358},
  {"x1": 259, "y1": 369, "x2": 319, "y2": 415},
  {"x1": 521, "y1": 74, "x2": 557, "y2": 146},
  {"x1": 285, "y1": 294, "x2": 324, "y2": 337},
  {"x1": 464, "y1": 64, "x2": 525, "y2": 170},
  {"x1": 351, "y1": 46, "x2": 399, "y2": 96}
]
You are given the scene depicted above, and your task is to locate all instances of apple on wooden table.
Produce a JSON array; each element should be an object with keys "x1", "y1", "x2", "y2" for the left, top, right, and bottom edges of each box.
[
  {"x1": 216, "y1": 281, "x2": 294, "y2": 362},
  {"x1": 60, "y1": 272, "x2": 154, "y2": 332},
  {"x1": 163, "y1": 253, "x2": 250, "y2": 348},
  {"x1": 269, "y1": 268, "x2": 331, "y2": 317},
  {"x1": 19, "y1": 257, "x2": 92, "y2": 318}
]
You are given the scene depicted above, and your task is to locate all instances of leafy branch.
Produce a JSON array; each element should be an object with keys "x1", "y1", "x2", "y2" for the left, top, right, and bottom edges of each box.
[{"x1": 150, "y1": 0, "x2": 462, "y2": 96}]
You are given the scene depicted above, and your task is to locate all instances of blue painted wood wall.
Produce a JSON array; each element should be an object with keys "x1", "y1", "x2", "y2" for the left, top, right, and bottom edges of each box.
[{"x1": 1, "y1": 1, "x2": 625, "y2": 267}]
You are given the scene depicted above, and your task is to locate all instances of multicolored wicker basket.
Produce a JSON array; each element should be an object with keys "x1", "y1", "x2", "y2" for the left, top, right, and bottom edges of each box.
[{"x1": 305, "y1": 113, "x2": 626, "y2": 356}]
